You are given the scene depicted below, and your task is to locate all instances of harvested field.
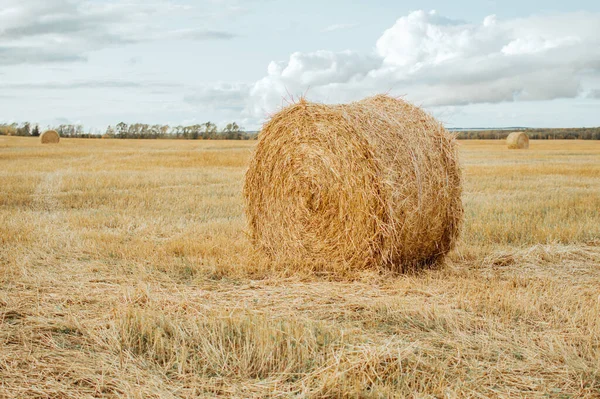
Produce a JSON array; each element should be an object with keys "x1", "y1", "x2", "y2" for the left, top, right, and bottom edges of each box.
[{"x1": 1, "y1": 137, "x2": 599, "y2": 398}]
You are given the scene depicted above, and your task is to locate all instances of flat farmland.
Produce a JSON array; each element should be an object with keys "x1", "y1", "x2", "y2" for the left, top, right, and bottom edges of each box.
[{"x1": 1, "y1": 137, "x2": 599, "y2": 398}]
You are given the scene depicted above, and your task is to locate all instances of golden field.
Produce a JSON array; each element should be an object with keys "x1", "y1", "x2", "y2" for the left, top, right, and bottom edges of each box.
[{"x1": 1, "y1": 136, "x2": 599, "y2": 398}]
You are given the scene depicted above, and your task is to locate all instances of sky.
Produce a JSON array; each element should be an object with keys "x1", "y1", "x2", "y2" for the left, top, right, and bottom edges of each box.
[{"x1": 1, "y1": 0, "x2": 599, "y2": 132}]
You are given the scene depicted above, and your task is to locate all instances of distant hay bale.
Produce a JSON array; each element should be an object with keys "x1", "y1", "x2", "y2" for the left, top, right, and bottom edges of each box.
[
  {"x1": 506, "y1": 132, "x2": 529, "y2": 149},
  {"x1": 244, "y1": 95, "x2": 463, "y2": 273},
  {"x1": 40, "y1": 130, "x2": 60, "y2": 144}
]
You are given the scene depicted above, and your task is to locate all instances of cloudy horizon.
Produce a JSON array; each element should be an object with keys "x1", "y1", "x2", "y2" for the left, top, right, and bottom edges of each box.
[{"x1": 1, "y1": 0, "x2": 599, "y2": 132}]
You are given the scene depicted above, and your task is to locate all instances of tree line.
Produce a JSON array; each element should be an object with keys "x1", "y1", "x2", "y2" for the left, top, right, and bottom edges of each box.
[
  {"x1": 2, "y1": 122, "x2": 599, "y2": 140},
  {"x1": 454, "y1": 128, "x2": 600, "y2": 140},
  {"x1": 0, "y1": 122, "x2": 44, "y2": 137},
  {"x1": 0, "y1": 122, "x2": 258, "y2": 140}
]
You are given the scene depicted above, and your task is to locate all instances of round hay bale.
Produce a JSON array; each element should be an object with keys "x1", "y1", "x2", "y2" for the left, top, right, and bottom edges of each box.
[
  {"x1": 40, "y1": 130, "x2": 60, "y2": 144},
  {"x1": 506, "y1": 132, "x2": 529, "y2": 149},
  {"x1": 244, "y1": 95, "x2": 463, "y2": 273}
]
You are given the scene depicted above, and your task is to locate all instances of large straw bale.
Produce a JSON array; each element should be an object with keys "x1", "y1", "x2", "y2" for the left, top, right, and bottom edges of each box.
[
  {"x1": 506, "y1": 132, "x2": 529, "y2": 149},
  {"x1": 40, "y1": 130, "x2": 60, "y2": 144},
  {"x1": 244, "y1": 95, "x2": 463, "y2": 273}
]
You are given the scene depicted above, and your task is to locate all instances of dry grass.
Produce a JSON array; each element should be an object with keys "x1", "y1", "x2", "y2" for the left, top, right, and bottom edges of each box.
[
  {"x1": 1, "y1": 137, "x2": 599, "y2": 398},
  {"x1": 245, "y1": 96, "x2": 462, "y2": 273}
]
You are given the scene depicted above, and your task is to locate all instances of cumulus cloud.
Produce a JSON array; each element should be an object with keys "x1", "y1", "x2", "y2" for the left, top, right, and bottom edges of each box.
[
  {"x1": 244, "y1": 10, "x2": 600, "y2": 118},
  {"x1": 0, "y1": 0, "x2": 236, "y2": 65},
  {"x1": 587, "y1": 89, "x2": 600, "y2": 99},
  {"x1": 248, "y1": 50, "x2": 380, "y2": 117}
]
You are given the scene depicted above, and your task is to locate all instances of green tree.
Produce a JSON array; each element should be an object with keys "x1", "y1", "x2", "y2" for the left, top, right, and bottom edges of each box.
[
  {"x1": 104, "y1": 125, "x2": 116, "y2": 138},
  {"x1": 116, "y1": 122, "x2": 128, "y2": 138},
  {"x1": 222, "y1": 122, "x2": 242, "y2": 139},
  {"x1": 16, "y1": 122, "x2": 31, "y2": 136},
  {"x1": 203, "y1": 122, "x2": 217, "y2": 139}
]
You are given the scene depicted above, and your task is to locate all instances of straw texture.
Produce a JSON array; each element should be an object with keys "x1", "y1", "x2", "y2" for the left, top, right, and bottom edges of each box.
[
  {"x1": 506, "y1": 132, "x2": 529, "y2": 149},
  {"x1": 40, "y1": 130, "x2": 60, "y2": 144},
  {"x1": 244, "y1": 95, "x2": 463, "y2": 273}
]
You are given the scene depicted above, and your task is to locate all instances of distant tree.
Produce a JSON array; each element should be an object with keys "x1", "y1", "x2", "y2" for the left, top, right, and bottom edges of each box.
[
  {"x1": 15, "y1": 122, "x2": 31, "y2": 136},
  {"x1": 149, "y1": 124, "x2": 160, "y2": 139},
  {"x1": 203, "y1": 122, "x2": 218, "y2": 139},
  {"x1": 104, "y1": 125, "x2": 116, "y2": 138},
  {"x1": 160, "y1": 125, "x2": 170, "y2": 138},
  {"x1": 116, "y1": 122, "x2": 128, "y2": 138},
  {"x1": 31, "y1": 124, "x2": 41, "y2": 136},
  {"x1": 222, "y1": 122, "x2": 242, "y2": 140},
  {"x1": 0, "y1": 124, "x2": 18, "y2": 136},
  {"x1": 190, "y1": 124, "x2": 200, "y2": 140},
  {"x1": 55, "y1": 124, "x2": 78, "y2": 137},
  {"x1": 171, "y1": 125, "x2": 181, "y2": 139}
]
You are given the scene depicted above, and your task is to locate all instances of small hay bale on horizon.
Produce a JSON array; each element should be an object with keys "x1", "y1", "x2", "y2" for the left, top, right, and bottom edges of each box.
[
  {"x1": 40, "y1": 130, "x2": 60, "y2": 144},
  {"x1": 506, "y1": 132, "x2": 529, "y2": 149},
  {"x1": 244, "y1": 95, "x2": 463, "y2": 274}
]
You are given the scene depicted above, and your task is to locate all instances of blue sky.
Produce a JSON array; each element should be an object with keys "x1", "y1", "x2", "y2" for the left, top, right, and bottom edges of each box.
[{"x1": 1, "y1": 0, "x2": 599, "y2": 131}]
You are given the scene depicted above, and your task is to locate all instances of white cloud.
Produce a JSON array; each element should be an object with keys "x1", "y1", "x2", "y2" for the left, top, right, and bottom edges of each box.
[
  {"x1": 184, "y1": 82, "x2": 250, "y2": 111},
  {"x1": 0, "y1": 79, "x2": 183, "y2": 90},
  {"x1": 243, "y1": 10, "x2": 600, "y2": 119},
  {"x1": 247, "y1": 50, "x2": 380, "y2": 117},
  {"x1": 0, "y1": 0, "x2": 236, "y2": 65},
  {"x1": 501, "y1": 36, "x2": 580, "y2": 55}
]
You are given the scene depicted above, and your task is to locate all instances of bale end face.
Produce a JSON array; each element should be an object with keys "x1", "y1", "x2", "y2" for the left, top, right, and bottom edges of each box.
[
  {"x1": 40, "y1": 130, "x2": 60, "y2": 144},
  {"x1": 506, "y1": 132, "x2": 529, "y2": 149}
]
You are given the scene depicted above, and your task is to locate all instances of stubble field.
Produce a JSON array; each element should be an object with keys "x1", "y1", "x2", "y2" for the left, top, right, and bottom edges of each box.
[{"x1": 1, "y1": 136, "x2": 599, "y2": 398}]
